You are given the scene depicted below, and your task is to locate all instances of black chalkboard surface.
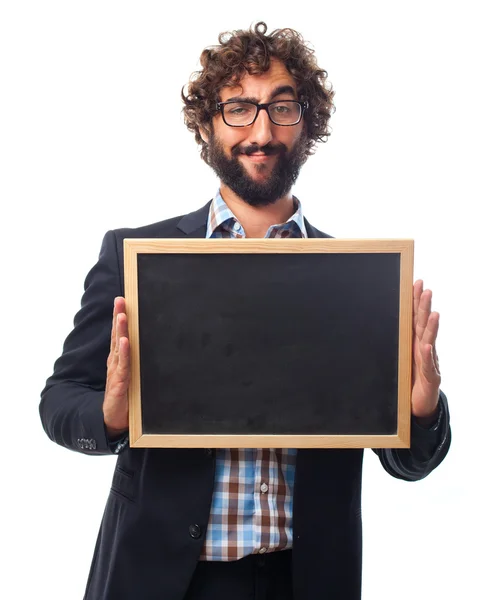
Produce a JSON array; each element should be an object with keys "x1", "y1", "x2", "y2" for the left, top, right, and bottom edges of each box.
[{"x1": 124, "y1": 239, "x2": 413, "y2": 449}]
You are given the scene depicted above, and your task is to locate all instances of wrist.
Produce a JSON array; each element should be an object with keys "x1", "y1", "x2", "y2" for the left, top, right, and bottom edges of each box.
[
  {"x1": 413, "y1": 395, "x2": 442, "y2": 430},
  {"x1": 414, "y1": 410, "x2": 439, "y2": 428},
  {"x1": 105, "y1": 425, "x2": 128, "y2": 441}
]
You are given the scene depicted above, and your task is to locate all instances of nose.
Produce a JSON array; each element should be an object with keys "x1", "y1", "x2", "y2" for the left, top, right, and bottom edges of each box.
[{"x1": 248, "y1": 107, "x2": 274, "y2": 148}]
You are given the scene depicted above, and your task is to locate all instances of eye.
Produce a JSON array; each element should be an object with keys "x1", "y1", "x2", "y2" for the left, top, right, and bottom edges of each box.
[
  {"x1": 272, "y1": 102, "x2": 295, "y2": 114},
  {"x1": 225, "y1": 102, "x2": 255, "y2": 116}
]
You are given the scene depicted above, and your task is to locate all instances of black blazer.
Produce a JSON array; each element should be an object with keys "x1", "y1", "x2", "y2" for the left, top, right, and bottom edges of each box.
[{"x1": 40, "y1": 201, "x2": 451, "y2": 600}]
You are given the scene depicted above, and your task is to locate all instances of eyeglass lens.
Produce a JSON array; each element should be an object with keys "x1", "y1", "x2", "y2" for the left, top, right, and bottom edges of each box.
[{"x1": 223, "y1": 101, "x2": 301, "y2": 126}]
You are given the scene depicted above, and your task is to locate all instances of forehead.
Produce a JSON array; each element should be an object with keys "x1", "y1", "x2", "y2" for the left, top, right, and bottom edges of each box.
[{"x1": 219, "y1": 58, "x2": 297, "y2": 102}]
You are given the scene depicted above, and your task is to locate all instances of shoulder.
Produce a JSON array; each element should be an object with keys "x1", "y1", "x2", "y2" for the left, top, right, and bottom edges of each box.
[
  {"x1": 109, "y1": 200, "x2": 212, "y2": 242},
  {"x1": 311, "y1": 226, "x2": 333, "y2": 239},
  {"x1": 303, "y1": 217, "x2": 333, "y2": 239},
  {"x1": 113, "y1": 214, "x2": 187, "y2": 240}
]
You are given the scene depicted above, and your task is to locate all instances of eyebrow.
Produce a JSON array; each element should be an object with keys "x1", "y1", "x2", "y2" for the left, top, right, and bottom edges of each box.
[{"x1": 224, "y1": 85, "x2": 297, "y2": 104}]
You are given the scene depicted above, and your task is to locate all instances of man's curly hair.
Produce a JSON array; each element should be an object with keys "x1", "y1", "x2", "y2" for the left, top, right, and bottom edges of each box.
[{"x1": 182, "y1": 22, "x2": 335, "y2": 165}]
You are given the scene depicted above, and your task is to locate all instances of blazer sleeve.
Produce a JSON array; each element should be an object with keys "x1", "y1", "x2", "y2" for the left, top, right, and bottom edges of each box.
[
  {"x1": 39, "y1": 230, "x2": 123, "y2": 455},
  {"x1": 372, "y1": 390, "x2": 451, "y2": 481}
]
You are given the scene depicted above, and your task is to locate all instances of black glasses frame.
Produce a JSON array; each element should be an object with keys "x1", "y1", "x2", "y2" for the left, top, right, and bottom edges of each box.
[{"x1": 216, "y1": 100, "x2": 309, "y2": 127}]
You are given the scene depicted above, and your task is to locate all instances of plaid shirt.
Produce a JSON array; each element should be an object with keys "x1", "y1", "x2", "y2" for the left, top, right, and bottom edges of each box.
[{"x1": 200, "y1": 191, "x2": 306, "y2": 561}]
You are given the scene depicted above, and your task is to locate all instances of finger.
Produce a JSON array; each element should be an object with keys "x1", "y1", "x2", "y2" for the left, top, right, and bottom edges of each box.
[
  {"x1": 413, "y1": 280, "x2": 424, "y2": 330},
  {"x1": 110, "y1": 297, "x2": 126, "y2": 354},
  {"x1": 107, "y1": 337, "x2": 130, "y2": 402},
  {"x1": 115, "y1": 336, "x2": 130, "y2": 382},
  {"x1": 110, "y1": 298, "x2": 118, "y2": 355},
  {"x1": 432, "y1": 343, "x2": 441, "y2": 376},
  {"x1": 415, "y1": 288, "x2": 432, "y2": 341},
  {"x1": 119, "y1": 304, "x2": 129, "y2": 340},
  {"x1": 421, "y1": 311, "x2": 439, "y2": 347},
  {"x1": 115, "y1": 312, "x2": 128, "y2": 359},
  {"x1": 420, "y1": 343, "x2": 441, "y2": 383}
]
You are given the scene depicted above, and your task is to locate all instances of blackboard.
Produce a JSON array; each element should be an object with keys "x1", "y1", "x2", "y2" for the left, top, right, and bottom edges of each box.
[{"x1": 124, "y1": 239, "x2": 413, "y2": 448}]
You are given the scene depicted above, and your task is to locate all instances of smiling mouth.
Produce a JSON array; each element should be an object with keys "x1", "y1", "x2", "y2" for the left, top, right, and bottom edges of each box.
[{"x1": 243, "y1": 153, "x2": 276, "y2": 162}]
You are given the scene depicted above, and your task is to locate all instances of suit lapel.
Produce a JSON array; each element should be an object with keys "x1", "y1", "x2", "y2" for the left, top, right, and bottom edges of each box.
[
  {"x1": 304, "y1": 217, "x2": 332, "y2": 239},
  {"x1": 176, "y1": 200, "x2": 212, "y2": 238}
]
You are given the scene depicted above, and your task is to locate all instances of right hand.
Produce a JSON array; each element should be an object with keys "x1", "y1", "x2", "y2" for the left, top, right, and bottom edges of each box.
[{"x1": 103, "y1": 296, "x2": 130, "y2": 438}]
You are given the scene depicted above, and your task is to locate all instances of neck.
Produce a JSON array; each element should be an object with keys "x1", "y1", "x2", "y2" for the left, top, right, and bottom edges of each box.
[{"x1": 219, "y1": 183, "x2": 296, "y2": 238}]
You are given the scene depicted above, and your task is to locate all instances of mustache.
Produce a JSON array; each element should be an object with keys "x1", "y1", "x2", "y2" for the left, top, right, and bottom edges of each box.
[{"x1": 232, "y1": 143, "x2": 287, "y2": 157}]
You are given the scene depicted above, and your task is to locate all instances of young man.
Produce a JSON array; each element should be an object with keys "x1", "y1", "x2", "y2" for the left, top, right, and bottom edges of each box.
[{"x1": 40, "y1": 22, "x2": 451, "y2": 600}]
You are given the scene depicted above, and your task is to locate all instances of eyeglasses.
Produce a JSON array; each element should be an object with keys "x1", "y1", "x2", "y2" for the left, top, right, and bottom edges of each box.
[{"x1": 216, "y1": 100, "x2": 308, "y2": 127}]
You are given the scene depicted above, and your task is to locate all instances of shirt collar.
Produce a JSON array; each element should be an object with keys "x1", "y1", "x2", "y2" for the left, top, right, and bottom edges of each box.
[{"x1": 206, "y1": 189, "x2": 307, "y2": 238}]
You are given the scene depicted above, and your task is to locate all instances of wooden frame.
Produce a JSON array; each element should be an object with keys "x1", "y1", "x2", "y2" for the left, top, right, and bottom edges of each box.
[{"x1": 124, "y1": 238, "x2": 414, "y2": 449}]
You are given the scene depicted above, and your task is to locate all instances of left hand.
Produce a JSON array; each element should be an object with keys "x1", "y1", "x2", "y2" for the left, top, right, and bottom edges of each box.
[{"x1": 411, "y1": 280, "x2": 442, "y2": 421}]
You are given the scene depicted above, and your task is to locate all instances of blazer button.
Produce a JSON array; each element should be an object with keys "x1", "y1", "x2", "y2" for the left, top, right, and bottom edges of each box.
[{"x1": 189, "y1": 524, "x2": 202, "y2": 539}]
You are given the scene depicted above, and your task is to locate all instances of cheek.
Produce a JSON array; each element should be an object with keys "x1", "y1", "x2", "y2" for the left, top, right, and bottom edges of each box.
[
  {"x1": 277, "y1": 124, "x2": 303, "y2": 148},
  {"x1": 223, "y1": 131, "x2": 245, "y2": 151},
  {"x1": 213, "y1": 119, "x2": 245, "y2": 153}
]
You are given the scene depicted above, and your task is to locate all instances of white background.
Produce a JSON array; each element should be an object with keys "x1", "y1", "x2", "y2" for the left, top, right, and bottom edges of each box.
[{"x1": 1, "y1": 1, "x2": 492, "y2": 598}]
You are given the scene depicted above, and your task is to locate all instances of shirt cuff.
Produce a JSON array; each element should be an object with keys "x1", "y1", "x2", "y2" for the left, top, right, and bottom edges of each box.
[{"x1": 106, "y1": 431, "x2": 129, "y2": 454}]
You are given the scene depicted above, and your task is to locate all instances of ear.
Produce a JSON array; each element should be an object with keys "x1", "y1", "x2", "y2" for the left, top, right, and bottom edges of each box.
[{"x1": 199, "y1": 127, "x2": 209, "y2": 144}]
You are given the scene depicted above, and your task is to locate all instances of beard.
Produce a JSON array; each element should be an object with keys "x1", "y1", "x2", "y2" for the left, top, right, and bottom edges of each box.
[{"x1": 207, "y1": 129, "x2": 310, "y2": 207}]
